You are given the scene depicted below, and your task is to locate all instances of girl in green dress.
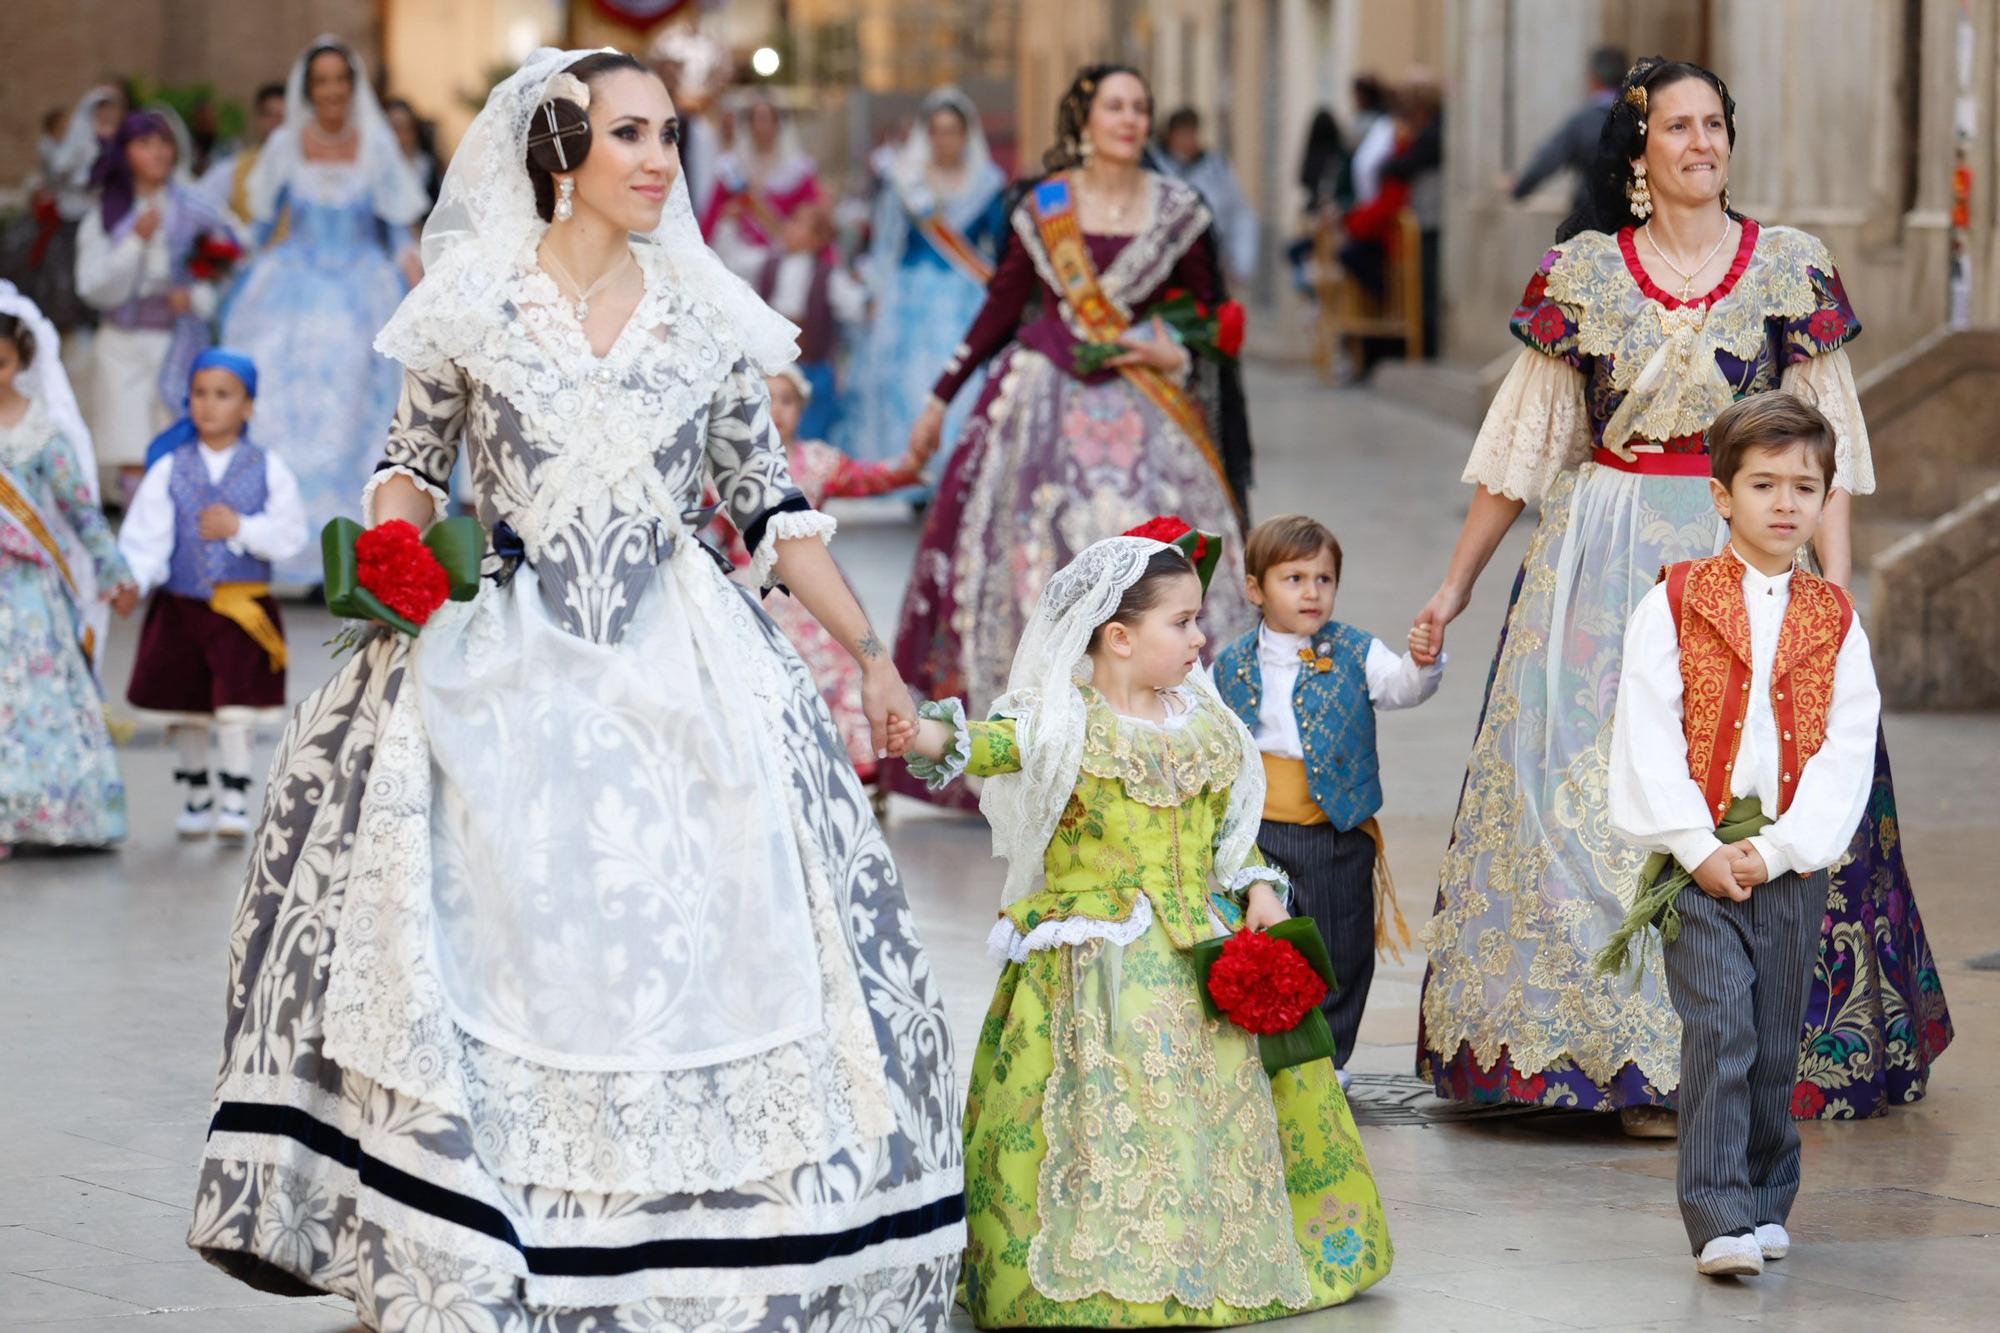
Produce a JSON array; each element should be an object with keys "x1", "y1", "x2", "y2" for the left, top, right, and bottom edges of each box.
[{"x1": 896, "y1": 533, "x2": 1393, "y2": 1327}]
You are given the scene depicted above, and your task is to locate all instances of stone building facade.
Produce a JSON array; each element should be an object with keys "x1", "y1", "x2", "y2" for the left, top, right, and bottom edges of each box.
[{"x1": 0, "y1": 0, "x2": 378, "y2": 187}]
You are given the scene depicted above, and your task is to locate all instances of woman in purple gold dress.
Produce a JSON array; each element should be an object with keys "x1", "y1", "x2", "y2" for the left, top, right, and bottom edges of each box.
[
  {"x1": 1409, "y1": 57, "x2": 1950, "y2": 1133},
  {"x1": 890, "y1": 64, "x2": 1255, "y2": 806}
]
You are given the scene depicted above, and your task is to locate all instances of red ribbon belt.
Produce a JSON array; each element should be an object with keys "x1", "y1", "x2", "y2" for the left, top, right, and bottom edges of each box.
[{"x1": 1592, "y1": 443, "x2": 1712, "y2": 477}]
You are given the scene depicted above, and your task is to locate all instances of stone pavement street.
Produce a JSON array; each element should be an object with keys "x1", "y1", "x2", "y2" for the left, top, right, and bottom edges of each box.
[{"x1": 3, "y1": 365, "x2": 1996, "y2": 1330}]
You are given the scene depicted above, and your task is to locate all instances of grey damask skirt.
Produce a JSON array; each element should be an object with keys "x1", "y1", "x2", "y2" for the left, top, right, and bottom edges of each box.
[{"x1": 187, "y1": 580, "x2": 965, "y2": 1331}]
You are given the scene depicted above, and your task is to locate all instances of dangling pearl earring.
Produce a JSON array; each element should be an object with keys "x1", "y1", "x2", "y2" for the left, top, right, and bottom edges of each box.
[
  {"x1": 1078, "y1": 135, "x2": 1095, "y2": 166},
  {"x1": 1626, "y1": 161, "x2": 1654, "y2": 220},
  {"x1": 555, "y1": 176, "x2": 575, "y2": 223}
]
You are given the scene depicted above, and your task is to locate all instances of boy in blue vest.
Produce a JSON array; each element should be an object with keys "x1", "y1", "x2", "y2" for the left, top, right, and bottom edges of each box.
[
  {"x1": 120, "y1": 349, "x2": 306, "y2": 840},
  {"x1": 1213, "y1": 514, "x2": 1444, "y2": 1084}
]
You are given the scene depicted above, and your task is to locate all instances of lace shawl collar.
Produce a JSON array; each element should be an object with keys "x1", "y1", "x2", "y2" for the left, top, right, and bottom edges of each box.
[
  {"x1": 1077, "y1": 683, "x2": 1245, "y2": 808},
  {"x1": 1547, "y1": 223, "x2": 1831, "y2": 445},
  {"x1": 1011, "y1": 174, "x2": 1213, "y2": 329}
]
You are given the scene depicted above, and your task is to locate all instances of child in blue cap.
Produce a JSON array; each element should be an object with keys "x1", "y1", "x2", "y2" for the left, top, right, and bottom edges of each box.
[{"x1": 119, "y1": 348, "x2": 306, "y2": 840}]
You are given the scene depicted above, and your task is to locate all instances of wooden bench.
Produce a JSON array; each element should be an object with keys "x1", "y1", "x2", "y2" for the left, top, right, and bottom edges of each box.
[{"x1": 1312, "y1": 208, "x2": 1425, "y2": 379}]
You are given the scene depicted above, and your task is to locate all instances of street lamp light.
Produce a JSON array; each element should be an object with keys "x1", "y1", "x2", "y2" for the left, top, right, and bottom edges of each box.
[{"x1": 751, "y1": 46, "x2": 781, "y2": 78}]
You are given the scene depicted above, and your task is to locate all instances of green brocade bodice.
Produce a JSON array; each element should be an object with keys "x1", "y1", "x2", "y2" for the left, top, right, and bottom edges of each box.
[{"x1": 959, "y1": 686, "x2": 1264, "y2": 950}]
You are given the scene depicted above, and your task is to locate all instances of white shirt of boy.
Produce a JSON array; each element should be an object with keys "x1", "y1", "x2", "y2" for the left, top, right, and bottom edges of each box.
[
  {"x1": 1609, "y1": 548, "x2": 1881, "y2": 882},
  {"x1": 1251, "y1": 623, "x2": 1444, "y2": 760},
  {"x1": 118, "y1": 444, "x2": 309, "y2": 596}
]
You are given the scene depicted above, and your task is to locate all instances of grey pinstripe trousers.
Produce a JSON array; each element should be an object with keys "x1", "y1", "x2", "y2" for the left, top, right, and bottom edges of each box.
[
  {"x1": 1255, "y1": 819, "x2": 1378, "y2": 1067},
  {"x1": 1660, "y1": 868, "x2": 1829, "y2": 1252}
]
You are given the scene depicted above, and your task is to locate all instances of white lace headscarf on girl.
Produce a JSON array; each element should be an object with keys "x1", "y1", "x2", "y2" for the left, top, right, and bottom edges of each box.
[
  {"x1": 982, "y1": 535, "x2": 1268, "y2": 908},
  {"x1": 374, "y1": 47, "x2": 797, "y2": 376},
  {"x1": 889, "y1": 86, "x2": 997, "y2": 205},
  {"x1": 247, "y1": 35, "x2": 429, "y2": 227},
  {"x1": 0, "y1": 281, "x2": 109, "y2": 653}
]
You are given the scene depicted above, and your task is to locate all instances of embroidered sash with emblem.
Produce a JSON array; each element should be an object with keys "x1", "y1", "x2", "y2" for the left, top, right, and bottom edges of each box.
[{"x1": 1031, "y1": 176, "x2": 1233, "y2": 507}]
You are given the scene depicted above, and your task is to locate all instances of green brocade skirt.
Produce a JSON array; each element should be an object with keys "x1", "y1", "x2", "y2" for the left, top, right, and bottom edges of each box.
[{"x1": 960, "y1": 913, "x2": 1392, "y2": 1327}]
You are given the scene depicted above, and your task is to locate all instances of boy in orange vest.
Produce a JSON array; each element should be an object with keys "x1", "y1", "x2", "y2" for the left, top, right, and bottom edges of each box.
[{"x1": 1607, "y1": 393, "x2": 1880, "y2": 1279}]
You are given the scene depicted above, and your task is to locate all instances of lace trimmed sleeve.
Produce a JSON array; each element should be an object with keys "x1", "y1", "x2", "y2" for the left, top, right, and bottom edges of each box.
[
  {"x1": 1461, "y1": 349, "x2": 1592, "y2": 503},
  {"x1": 705, "y1": 357, "x2": 834, "y2": 586},
  {"x1": 365, "y1": 363, "x2": 468, "y2": 525},
  {"x1": 1779, "y1": 349, "x2": 1875, "y2": 496}
]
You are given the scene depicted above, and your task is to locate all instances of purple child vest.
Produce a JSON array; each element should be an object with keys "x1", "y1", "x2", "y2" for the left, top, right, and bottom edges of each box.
[{"x1": 165, "y1": 441, "x2": 271, "y2": 599}]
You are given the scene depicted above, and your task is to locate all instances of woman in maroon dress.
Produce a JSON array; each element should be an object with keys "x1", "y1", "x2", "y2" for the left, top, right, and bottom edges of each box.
[{"x1": 890, "y1": 65, "x2": 1255, "y2": 805}]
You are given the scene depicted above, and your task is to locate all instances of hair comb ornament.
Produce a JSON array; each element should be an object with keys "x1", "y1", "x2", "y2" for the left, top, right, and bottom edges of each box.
[
  {"x1": 1624, "y1": 83, "x2": 1648, "y2": 119},
  {"x1": 543, "y1": 71, "x2": 590, "y2": 111}
]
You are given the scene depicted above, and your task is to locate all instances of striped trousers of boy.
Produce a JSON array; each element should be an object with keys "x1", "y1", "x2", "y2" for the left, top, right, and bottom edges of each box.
[
  {"x1": 1255, "y1": 819, "x2": 1377, "y2": 1068},
  {"x1": 1661, "y1": 868, "x2": 1829, "y2": 1252}
]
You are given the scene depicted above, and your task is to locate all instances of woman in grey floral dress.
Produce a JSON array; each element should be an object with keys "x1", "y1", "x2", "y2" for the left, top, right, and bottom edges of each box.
[{"x1": 187, "y1": 49, "x2": 965, "y2": 1331}]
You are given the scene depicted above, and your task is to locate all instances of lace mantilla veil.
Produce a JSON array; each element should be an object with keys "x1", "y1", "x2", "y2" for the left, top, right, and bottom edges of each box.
[
  {"x1": 248, "y1": 35, "x2": 429, "y2": 227},
  {"x1": 375, "y1": 47, "x2": 798, "y2": 376},
  {"x1": 982, "y1": 535, "x2": 1267, "y2": 907},
  {"x1": 0, "y1": 281, "x2": 111, "y2": 650}
]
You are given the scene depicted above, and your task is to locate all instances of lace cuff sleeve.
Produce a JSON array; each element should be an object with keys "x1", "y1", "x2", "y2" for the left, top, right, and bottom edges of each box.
[
  {"x1": 905, "y1": 698, "x2": 973, "y2": 789},
  {"x1": 1461, "y1": 350, "x2": 1591, "y2": 503},
  {"x1": 748, "y1": 507, "x2": 838, "y2": 588},
  {"x1": 362, "y1": 464, "x2": 450, "y2": 528},
  {"x1": 1223, "y1": 863, "x2": 1292, "y2": 910},
  {"x1": 1780, "y1": 350, "x2": 1875, "y2": 496}
]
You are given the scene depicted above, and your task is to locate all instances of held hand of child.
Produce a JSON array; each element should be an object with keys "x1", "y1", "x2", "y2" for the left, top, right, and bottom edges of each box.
[
  {"x1": 166, "y1": 287, "x2": 194, "y2": 315},
  {"x1": 132, "y1": 209, "x2": 163, "y2": 242},
  {"x1": 1730, "y1": 842, "x2": 1770, "y2": 889},
  {"x1": 107, "y1": 584, "x2": 140, "y2": 618},
  {"x1": 1407, "y1": 622, "x2": 1434, "y2": 661},
  {"x1": 1243, "y1": 882, "x2": 1291, "y2": 932},
  {"x1": 1692, "y1": 847, "x2": 1752, "y2": 902},
  {"x1": 199, "y1": 503, "x2": 242, "y2": 541},
  {"x1": 909, "y1": 399, "x2": 946, "y2": 468},
  {"x1": 883, "y1": 713, "x2": 916, "y2": 757}
]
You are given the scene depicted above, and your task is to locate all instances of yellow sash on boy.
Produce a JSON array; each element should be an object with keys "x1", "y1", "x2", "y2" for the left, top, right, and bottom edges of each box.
[
  {"x1": 209, "y1": 581, "x2": 287, "y2": 671},
  {"x1": 1030, "y1": 176, "x2": 1235, "y2": 510},
  {"x1": 1259, "y1": 753, "x2": 1413, "y2": 961}
]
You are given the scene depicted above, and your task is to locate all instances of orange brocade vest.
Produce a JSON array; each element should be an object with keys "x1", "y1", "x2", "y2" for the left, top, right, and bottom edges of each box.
[{"x1": 1662, "y1": 551, "x2": 1854, "y2": 824}]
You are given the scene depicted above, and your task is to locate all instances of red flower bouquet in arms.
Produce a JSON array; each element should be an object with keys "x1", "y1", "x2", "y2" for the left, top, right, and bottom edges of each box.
[
  {"x1": 1207, "y1": 928, "x2": 1328, "y2": 1034},
  {"x1": 188, "y1": 229, "x2": 245, "y2": 283},
  {"x1": 321, "y1": 515, "x2": 485, "y2": 643},
  {"x1": 355, "y1": 520, "x2": 452, "y2": 627},
  {"x1": 1075, "y1": 290, "x2": 1249, "y2": 375},
  {"x1": 1191, "y1": 916, "x2": 1339, "y2": 1074}
]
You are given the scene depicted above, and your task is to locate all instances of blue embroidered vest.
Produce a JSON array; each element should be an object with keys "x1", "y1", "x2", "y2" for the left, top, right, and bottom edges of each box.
[
  {"x1": 1213, "y1": 620, "x2": 1383, "y2": 832},
  {"x1": 165, "y1": 441, "x2": 270, "y2": 599}
]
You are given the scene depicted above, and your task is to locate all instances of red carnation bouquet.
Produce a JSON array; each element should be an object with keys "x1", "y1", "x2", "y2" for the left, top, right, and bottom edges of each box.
[
  {"x1": 1192, "y1": 917, "x2": 1338, "y2": 1074},
  {"x1": 322, "y1": 515, "x2": 484, "y2": 644},
  {"x1": 356, "y1": 520, "x2": 452, "y2": 627},
  {"x1": 187, "y1": 229, "x2": 245, "y2": 283},
  {"x1": 1075, "y1": 289, "x2": 1248, "y2": 375}
]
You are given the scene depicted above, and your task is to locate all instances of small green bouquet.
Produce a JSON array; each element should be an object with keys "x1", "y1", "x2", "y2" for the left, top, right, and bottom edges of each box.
[{"x1": 1074, "y1": 290, "x2": 1248, "y2": 375}]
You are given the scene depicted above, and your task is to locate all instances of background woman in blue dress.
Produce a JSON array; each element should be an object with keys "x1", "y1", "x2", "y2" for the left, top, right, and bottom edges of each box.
[
  {"x1": 222, "y1": 36, "x2": 428, "y2": 586},
  {"x1": 838, "y1": 86, "x2": 1007, "y2": 481}
]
